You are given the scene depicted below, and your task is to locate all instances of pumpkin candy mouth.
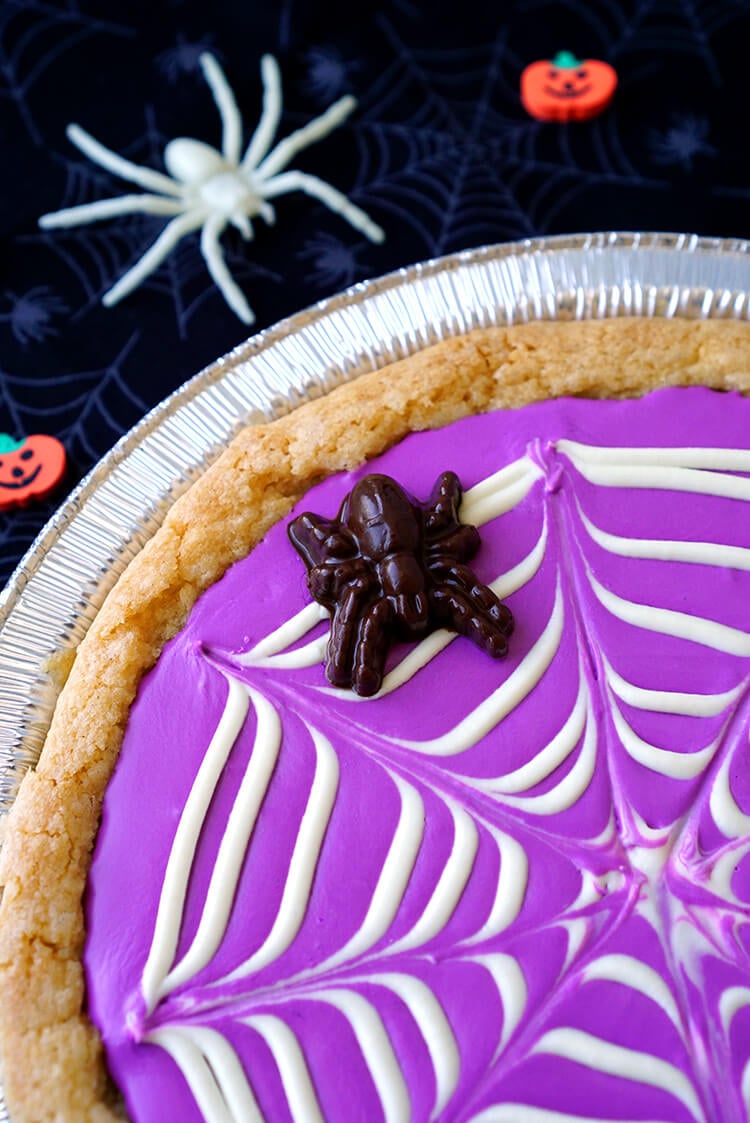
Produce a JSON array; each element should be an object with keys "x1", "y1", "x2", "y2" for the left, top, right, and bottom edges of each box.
[
  {"x1": 0, "y1": 463, "x2": 42, "y2": 490},
  {"x1": 542, "y1": 82, "x2": 593, "y2": 99}
]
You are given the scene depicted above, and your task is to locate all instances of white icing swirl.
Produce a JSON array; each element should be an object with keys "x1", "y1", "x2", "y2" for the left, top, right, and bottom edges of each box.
[{"x1": 132, "y1": 427, "x2": 750, "y2": 1122}]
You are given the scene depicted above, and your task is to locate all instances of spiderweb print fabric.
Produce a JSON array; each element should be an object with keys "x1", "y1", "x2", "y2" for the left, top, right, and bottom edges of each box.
[
  {"x1": 85, "y1": 389, "x2": 750, "y2": 1123},
  {"x1": 2, "y1": 0, "x2": 750, "y2": 586}
]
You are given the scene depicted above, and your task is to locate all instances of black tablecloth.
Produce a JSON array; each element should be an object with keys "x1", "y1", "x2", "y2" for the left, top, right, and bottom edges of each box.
[{"x1": 2, "y1": 0, "x2": 749, "y2": 588}]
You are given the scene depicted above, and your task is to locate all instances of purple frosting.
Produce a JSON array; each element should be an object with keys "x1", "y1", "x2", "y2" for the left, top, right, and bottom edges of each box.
[{"x1": 86, "y1": 387, "x2": 750, "y2": 1122}]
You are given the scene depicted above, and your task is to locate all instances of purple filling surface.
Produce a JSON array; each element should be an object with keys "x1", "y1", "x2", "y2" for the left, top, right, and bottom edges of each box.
[{"x1": 86, "y1": 387, "x2": 750, "y2": 1122}]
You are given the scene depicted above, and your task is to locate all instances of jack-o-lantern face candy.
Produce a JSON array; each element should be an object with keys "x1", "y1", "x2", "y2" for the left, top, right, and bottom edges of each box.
[
  {"x1": 0, "y1": 433, "x2": 66, "y2": 511},
  {"x1": 521, "y1": 50, "x2": 618, "y2": 122}
]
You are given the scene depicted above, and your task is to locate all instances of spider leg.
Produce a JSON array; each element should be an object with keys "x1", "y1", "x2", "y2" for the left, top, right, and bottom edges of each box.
[
  {"x1": 429, "y1": 563, "x2": 513, "y2": 657},
  {"x1": 352, "y1": 598, "x2": 393, "y2": 697},
  {"x1": 311, "y1": 557, "x2": 371, "y2": 606},
  {"x1": 423, "y1": 471, "x2": 481, "y2": 560},
  {"x1": 261, "y1": 171, "x2": 384, "y2": 243},
  {"x1": 230, "y1": 204, "x2": 273, "y2": 238},
  {"x1": 327, "y1": 580, "x2": 375, "y2": 689},
  {"x1": 241, "y1": 55, "x2": 283, "y2": 172},
  {"x1": 305, "y1": 561, "x2": 339, "y2": 603},
  {"x1": 39, "y1": 194, "x2": 186, "y2": 229},
  {"x1": 102, "y1": 210, "x2": 206, "y2": 307},
  {"x1": 288, "y1": 513, "x2": 351, "y2": 569},
  {"x1": 259, "y1": 202, "x2": 276, "y2": 226},
  {"x1": 430, "y1": 585, "x2": 512, "y2": 658},
  {"x1": 200, "y1": 53, "x2": 243, "y2": 166},
  {"x1": 200, "y1": 213, "x2": 255, "y2": 324},
  {"x1": 428, "y1": 523, "x2": 480, "y2": 563},
  {"x1": 255, "y1": 94, "x2": 357, "y2": 179},
  {"x1": 433, "y1": 560, "x2": 515, "y2": 632},
  {"x1": 425, "y1": 471, "x2": 463, "y2": 534},
  {"x1": 66, "y1": 124, "x2": 183, "y2": 197},
  {"x1": 232, "y1": 213, "x2": 255, "y2": 241}
]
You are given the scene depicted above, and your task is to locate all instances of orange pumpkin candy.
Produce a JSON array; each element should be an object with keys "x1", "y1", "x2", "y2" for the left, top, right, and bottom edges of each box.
[
  {"x1": 521, "y1": 51, "x2": 617, "y2": 122},
  {"x1": 0, "y1": 433, "x2": 66, "y2": 511}
]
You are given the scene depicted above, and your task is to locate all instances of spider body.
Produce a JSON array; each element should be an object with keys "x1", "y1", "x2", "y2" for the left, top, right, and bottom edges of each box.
[
  {"x1": 289, "y1": 471, "x2": 514, "y2": 697},
  {"x1": 39, "y1": 53, "x2": 383, "y2": 324}
]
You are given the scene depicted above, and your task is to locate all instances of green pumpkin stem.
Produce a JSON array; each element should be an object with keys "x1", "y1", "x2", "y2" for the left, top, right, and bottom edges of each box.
[
  {"x1": 552, "y1": 50, "x2": 583, "y2": 69},
  {"x1": 0, "y1": 434, "x2": 23, "y2": 454}
]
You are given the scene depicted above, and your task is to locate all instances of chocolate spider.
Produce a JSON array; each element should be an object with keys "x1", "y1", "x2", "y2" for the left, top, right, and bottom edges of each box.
[{"x1": 288, "y1": 471, "x2": 514, "y2": 697}]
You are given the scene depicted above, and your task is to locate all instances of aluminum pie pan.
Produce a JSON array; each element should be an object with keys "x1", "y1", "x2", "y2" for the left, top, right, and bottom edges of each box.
[{"x1": 0, "y1": 229, "x2": 749, "y2": 1118}]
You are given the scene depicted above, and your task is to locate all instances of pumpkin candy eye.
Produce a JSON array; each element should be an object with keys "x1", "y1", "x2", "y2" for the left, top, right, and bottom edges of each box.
[
  {"x1": 548, "y1": 68, "x2": 558, "y2": 79},
  {"x1": 20, "y1": 449, "x2": 33, "y2": 461}
]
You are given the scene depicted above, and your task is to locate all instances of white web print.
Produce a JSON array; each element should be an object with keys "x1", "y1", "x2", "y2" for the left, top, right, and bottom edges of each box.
[
  {"x1": 0, "y1": 0, "x2": 133, "y2": 145},
  {"x1": 527, "y1": 0, "x2": 750, "y2": 87},
  {"x1": 342, "y1": 3, "x2": 750, "y2": 255},
  {"x1": 114, "y1": 432, "x2": 750, "y2": 1123},
  {"x1": 346, "y1": 19, "x2": 659, "y2": 255},
  {"x1": 0, "y1": 332, "x2": 145, "y2": 466}
]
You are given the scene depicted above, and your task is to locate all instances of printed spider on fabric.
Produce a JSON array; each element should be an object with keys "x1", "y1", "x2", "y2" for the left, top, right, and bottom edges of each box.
[
  {"x1": 648, "y1": 113, "x2": 717, "y2": 170},
  {"x1": 0, "y1": 286, "x2": 68, "y2": 346},
  {"x1": 289, "y1": 471, "x2": 514, "y2": 697},
  {"x1": 298, "y1": 231, "x2": 369, "y2": 289},
  {"x1": 39, "y1": 53, "x2": 384, "y2": 324}
]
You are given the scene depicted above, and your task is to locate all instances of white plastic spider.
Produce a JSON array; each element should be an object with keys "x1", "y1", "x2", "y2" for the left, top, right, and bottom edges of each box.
[{"x1": 39, "y1": 53, "x2": 384, "y2": 324}]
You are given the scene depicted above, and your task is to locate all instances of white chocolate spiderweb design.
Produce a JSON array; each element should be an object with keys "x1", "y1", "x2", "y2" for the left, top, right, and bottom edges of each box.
[{"x1": 96, "y1": 430, "x2": 750, "y2": 1123}]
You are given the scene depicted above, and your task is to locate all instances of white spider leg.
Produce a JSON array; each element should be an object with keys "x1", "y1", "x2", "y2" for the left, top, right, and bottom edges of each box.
[
  {"x1": 262, "y1": 171, "x2": 384, "y2": 243},
  {"x1": 66, "y1": 124, "x2": 183, "y2": 197},
  {"x1": 231, "y1": 205, "x2": 274, "y2": 238},
  {"x1": 39, "y1": 194, "x2": 186, "y2": 229},
  {"x1": 233, "y1": 212, "x2": 255, "y2": 240},
  {"x1": 200, "y1": 53, "x2": 243, "y2": 166},
  {"x1": 200, "y1": 214, "x2": 255, "y2": 324},
  {"x1": 241, "y1": 54, "x2": 283, "y2": 172},
  {"x1": 255, "y1": 94, "x2": 357, "y2": 179},
  {"x1": 102, "y1": 210, "x2": 207, "y2": 307}
]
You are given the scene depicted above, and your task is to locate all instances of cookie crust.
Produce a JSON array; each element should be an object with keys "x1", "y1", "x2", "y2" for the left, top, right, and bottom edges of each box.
[{"x1": 2, "y1": 317, "x2": 750, "y2": 1122}]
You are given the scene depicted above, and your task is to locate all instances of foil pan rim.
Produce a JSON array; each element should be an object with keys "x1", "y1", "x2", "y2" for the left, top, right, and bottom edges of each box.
[{"x1": 2, "y1": 228, "x2": 749, "y2": 629}]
